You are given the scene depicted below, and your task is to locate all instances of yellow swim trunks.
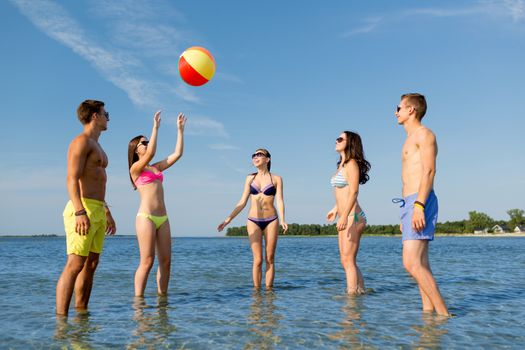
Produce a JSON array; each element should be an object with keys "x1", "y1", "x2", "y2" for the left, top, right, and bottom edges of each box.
[{"x1": 63, "y1": 198, "x2": 107, "y2": 256}]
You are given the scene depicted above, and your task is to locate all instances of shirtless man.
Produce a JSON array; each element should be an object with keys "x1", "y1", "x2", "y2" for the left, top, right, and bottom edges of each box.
[
  {"x1": 395, "y1": 93, "x2": 449, "y2": 316},
  {"x1": 56, "y1": 100, "x2": 116, "y2": 316}
]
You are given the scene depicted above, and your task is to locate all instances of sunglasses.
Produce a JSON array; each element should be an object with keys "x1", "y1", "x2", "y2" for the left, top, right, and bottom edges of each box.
[
  {"x1": 99, "y1": 111, "x2": 110, "y2": 120},
  {"x1": 136, "y1": 140, "x2": 149, "y2": 149},
  {"x1": 336, "y1": 137, "x2": 346, "y2": 143},
  {"x1": 251, "y1": 152, "x2": 267, "y2": 159},
  {"x1": 396, "y1": 105, "x2": 415, "y2": 113}
]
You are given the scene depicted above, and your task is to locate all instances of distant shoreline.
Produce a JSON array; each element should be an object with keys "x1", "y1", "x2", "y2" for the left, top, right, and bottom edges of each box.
[
  {"x1": 226, "y1": 232, "x2": 525, "y2": 238},
  {"x1": 1, "y1": 233, "x2": 524, "y2": 238},
  {"x1": 435, "y1": 232, "x2": 525, "y2": 237}
]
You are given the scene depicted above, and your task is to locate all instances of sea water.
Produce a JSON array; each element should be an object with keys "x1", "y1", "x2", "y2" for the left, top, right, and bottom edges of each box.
[{"x1": 0, "y1": 236, "x2": 524, "y2": 349}]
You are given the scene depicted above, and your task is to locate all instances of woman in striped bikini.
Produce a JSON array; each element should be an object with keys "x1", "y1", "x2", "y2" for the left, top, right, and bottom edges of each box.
[
  {"x1": 327, "y1": 131, "x2": 371, "y2": 295},
  {"x1": 218, "y1": 148, "x2": 288, "y2": 289},
  {"x1": 128, "y1": 110, "x2": 186, "y2": 297}
]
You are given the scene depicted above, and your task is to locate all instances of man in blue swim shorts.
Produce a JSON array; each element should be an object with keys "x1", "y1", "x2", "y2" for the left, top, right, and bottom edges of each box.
[
  {"x1": 400, "y1": 191, "x2": 438, "y2": 242},
  {"x1": 395, "y1": 93, "x2": 449, "y2": 316}
]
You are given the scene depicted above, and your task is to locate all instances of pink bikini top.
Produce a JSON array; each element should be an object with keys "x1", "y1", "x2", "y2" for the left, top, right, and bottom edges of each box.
[{"x1": 134, "y1": 166, "x2": 164, "y2": 187}]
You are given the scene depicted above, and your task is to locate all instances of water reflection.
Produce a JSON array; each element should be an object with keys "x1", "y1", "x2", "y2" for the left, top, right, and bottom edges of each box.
[
  {"x1": 327, "y1": 296, "x2": 369, "y2": 349},
  {"x1": 55, "y1": 312, "x2": 99, "y2": 349},
  {"x1": 411, "y1": 313, "x2": 449, "y2": 349},
  {"x1": 127, "y1": 295, "x2": 177, "y2": 349},
  {"x1": 244, "y1": 289, "x2": 282, "y2": 350}
]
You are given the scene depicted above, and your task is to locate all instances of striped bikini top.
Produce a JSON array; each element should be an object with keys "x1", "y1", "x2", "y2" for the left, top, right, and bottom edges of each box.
[
  {"x1": 331, "y1": 168, "x2": 348, "y2": 188},
  {"x1": 250, "y1": 173, "x2": 277, "y2": 196}
]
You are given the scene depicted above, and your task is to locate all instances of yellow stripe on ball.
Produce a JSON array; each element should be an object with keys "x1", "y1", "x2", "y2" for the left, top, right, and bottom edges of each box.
[{"x1": 182, "y1": 49, "x2": 215, "y2": 81}]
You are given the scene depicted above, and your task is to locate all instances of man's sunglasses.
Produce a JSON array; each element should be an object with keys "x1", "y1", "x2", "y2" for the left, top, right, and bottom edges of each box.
[
  {"x1": 100, "y1": 111, "x2": 110, "y2": 120},
  {"x1": 396, "y1": 105, "x2": 415, "y2": 113},
  {"x1": 251, "y1": 152, "x2": 267, "y2": 159}
]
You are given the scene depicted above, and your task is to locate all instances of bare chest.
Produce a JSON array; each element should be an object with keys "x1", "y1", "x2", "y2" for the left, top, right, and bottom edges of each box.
[
  {"x1": 402, "y1": 139, "x2": 419, "y2": 163},
  {"x1": 87, "y1": 144, "x2": 108, "y2": 169}
]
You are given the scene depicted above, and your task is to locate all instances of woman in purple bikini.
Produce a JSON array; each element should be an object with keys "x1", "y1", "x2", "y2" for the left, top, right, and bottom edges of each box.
[{"x1": 218, "y1": 148, "x2": 288, "y2": 289}]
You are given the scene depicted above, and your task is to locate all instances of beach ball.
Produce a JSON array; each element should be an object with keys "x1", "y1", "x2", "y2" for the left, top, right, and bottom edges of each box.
[{"x1": 178, "y1": 46, "x2": 216, "y2": 86}]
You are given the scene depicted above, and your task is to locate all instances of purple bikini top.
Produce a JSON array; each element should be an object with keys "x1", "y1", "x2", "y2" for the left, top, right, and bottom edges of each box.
[{"x1": 249, "y1": 173, "x2": 276, "y2": 196}]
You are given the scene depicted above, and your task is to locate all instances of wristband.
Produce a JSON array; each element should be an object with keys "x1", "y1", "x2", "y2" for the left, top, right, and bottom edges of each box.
[
  {"x1": 75, "y1": 209, "x2": 87, "y2": 216},
  {"x1": 414, "y1": 202, "x2": 425, "y2": 211},
  {"x1": 414, "y1": 200, "x2": 425, "y2": 209}
]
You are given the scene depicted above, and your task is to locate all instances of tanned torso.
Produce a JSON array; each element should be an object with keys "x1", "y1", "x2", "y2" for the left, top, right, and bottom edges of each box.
[
  {"x1": 76, "y1": 135, "x2": 108, "y2": 201},
  {"x1": 248, "y1": 174, "x2": 281, "y2": 218},
  {"x1": 333, "y1": 166, "x2": 360, "y2": 217},
  {"x1": 134, "y1": 166, "x2": 167, "y2": 216},
  {"x1": 401, "y1": 127, "x2": 437, "y2": 197}
]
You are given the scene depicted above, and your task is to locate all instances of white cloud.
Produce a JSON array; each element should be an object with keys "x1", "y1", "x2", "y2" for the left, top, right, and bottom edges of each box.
[
  {"x1": 218, "y1": 155, "x2": 250, "y2": 175},
  {"x1": 177, "y1": 116, "x2": 229, "y2": 138},
  {"x1": 405, "y1": 0, "x2": 525, "y2": 22},
  {"x1": 209, "y1": 143, "x2": 239, "y2": 150},
  {"x1": 343, "y1": 0, "x2": 525, "y2": 38},
  {"x1": 91, "y1": 0, "x2": 184, "y2": 22},
  {"x1": 215, "y1": 72, "x2": 244, "y2": 84},
  {"x1": 499, "y1": 0, "x2": 525, "y2": 21},
  {"x1": 10, "y1": 0, "x2": 199, "y2": 106},
  {"x1": 404, "y1": 7, "x2": 484, "y2": 17},
  {"x1": 342, "y1": 17, "x2": 383, "y2": 37},
  {"x1": 172, "y1": 84, "x2": 201, "y2": 104},
  {"x1": 110, "y1": 23, "x2": 186, "y2": 57},
  {"x1": 405, "y1": 1, "x2": 525, "y2": 21}
]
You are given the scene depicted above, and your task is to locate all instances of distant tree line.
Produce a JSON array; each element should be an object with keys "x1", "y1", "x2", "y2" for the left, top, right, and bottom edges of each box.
[{"x1": 225, "y1": 208, "x2": 524, "y2": 236}]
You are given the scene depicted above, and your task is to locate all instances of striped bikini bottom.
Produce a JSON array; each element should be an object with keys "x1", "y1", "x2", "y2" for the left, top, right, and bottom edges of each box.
[
  {"x1": 248, "y1": 215, "x2": 278, "y2": 231},
  {"x1": 350, "y1": 211, "x2": 367, "y2": 224}
]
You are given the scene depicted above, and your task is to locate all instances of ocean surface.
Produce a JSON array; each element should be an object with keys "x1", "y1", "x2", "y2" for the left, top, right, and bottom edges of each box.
[{"x1": 0, "y1": 235, "x2": 524, "y2": 349}]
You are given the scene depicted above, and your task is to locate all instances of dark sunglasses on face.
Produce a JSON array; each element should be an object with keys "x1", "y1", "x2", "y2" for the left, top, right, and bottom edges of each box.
[
  {"x1": 251, "y1": 152, "x2": 267, "y2": 159},
  {"x1": 99, "y1": 111, "x2": 110, "y2": 120},
  {"x1": 136, "y1": 140, "x2": 149, "y2": 149},
  {"x1": 336, "y1": 137, "x2": 346, "y2": 143},
  {"x1": 397, "y1": 105, "x2": 415, "y2": 113}
]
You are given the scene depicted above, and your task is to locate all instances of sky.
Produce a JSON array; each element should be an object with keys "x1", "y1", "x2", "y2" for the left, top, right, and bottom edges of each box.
[{"x1": 1, "y1": 0, "x2": 524, "y2": 236}]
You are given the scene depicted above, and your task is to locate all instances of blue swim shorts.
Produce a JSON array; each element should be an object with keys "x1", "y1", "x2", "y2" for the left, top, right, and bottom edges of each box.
[{"x1": 399, "y1": 191, "x2": 438, "y2": 242}]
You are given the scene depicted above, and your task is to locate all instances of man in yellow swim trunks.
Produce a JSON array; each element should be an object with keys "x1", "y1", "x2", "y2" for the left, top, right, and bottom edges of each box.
[{"x1": 56, "y1": 100, "x2": 117, "y2": 316}]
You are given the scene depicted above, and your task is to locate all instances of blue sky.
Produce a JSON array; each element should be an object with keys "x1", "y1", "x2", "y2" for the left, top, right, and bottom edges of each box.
[{"x1": 1, "y1": 0, "x2": 524, "y2": 236}]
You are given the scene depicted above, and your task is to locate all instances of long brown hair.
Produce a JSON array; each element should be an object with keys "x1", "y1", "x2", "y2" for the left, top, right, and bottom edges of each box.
[
  {"x1": 128, "y1": 135, "x2": 145, "y2": 190},
  {"x1": 337, "y1": 131, "x2": 370, "y2": 185}
]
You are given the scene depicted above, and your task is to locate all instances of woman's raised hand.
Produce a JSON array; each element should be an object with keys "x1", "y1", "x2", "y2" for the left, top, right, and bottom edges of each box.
[
  {"x1": 153, "y1": 110, "x2": 162, "y2": 128},
  {"x1": 177, "y1": 113, "x2": 186, "y2": 132}
]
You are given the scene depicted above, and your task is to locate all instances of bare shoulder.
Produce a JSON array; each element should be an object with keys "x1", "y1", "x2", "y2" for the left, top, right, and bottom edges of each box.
[
  {"x1": 69, "y1": 133, "x2": 91, "y2": 152},
  {"x1": 130, "y1": 160, "x2": 142, "y2": 174},
  {"x1": 345, "y1": 159, "x2": 359, "y2": 172},
  {"x1": 271, "y1": 173, "x2": 283, "y2": 181},
  {"x1": 416, "y1": 127, "x2": 436, "y2": 144}
]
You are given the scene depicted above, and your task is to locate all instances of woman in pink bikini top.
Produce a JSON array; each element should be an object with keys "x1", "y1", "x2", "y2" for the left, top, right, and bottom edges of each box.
[{"x1": 127, "y1": 110, "x2": 186, "y2": 297}]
